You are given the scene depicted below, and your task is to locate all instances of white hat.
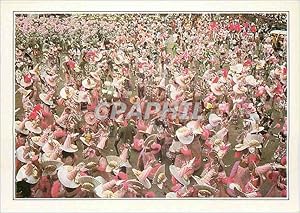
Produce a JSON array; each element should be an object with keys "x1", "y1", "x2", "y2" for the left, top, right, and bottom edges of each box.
[
  {"x1": 186, "y1": 120, "x2": 203, "y2": 135},
  {"x1": 60, "y1": 134, "x2": 78, "y2": 153},
  {"x1": 15, "y1": 119, "x2": 29, "y2": 135},
  {"x1": 39, "y1": 92, "x2": 54, "y2": 106},
  {"x1": 57, "y1": 165, "x2": 80, "y2": 188},
  {"x1": 41, "y1": 159, "x2": 63, "y2": 176},
  {"x1": 25, "y1": 120, "x2": 42, "y2": 134},
  {"x1": 245, "y1": 75, "x2": 257, "y2": 86},
  {"x1": 235, "y1": 133, "x2": 263, "y2": 152},
  {"x1": 176, "y1": 126, "x2": 194, "y2": 145},
  {"x1": 169, "y1": 164, "x2": 190, "y2": 186},
  {"x1": 132, "y1": 166, "x2": 152, "y2": 189},
  {"x1": 42, "y1": 138, "x2": 61, "y2": 154},
  {"x1": 72, "y1": 90, "x2": 89, "y2": 103},
  {"x1": 45, "y1": 74, "x2": 58, "y2": 87},
  {"x1": 16, "y1": 145, "x2": 34, "y2": 163},
  {"x1": 82, "y1": 78, "x2": 97, "y2": 89},
  {"x1": 80, "y1": 132, "x2": 94, "y2": 147},
  {"x1": 105, "y1": 156, "x2": 123, "y2": 173},
  {"x1": 249, "y1": 120, "x2": 264, "y2": 134},
  {"x1": 208, "y1": 113, "x2": 222, "y2": 127},
  {"x1": 94, "y1": 180, "x2": 117, "y2": 198},
  {"x1": 16, "y1": 163, "x2": 40, "y2": 184},
  {"x1": 192, "y1": 175, "x2": 219, "y2": 194},
  {"x1": 152, "y1": 164, "x2": 167, "y2": 189},
  {"x1": 233, "y1": 84, "x2": 247, "y2": 94},
  {"x1": 210, "y1": 83, "x2": 223, "y2": 96},
  {"x1": 60, "y1": 86, "x2": 75, "y2": 99},
  {"x1": 54, "y1": 112, "x2": 69, "y2": 128},
  {"x1": 77, "y1": 176, "x2": 101, "y2": 192},
  {"x1": 230, "y1": 64, "x2": 243, "y2": 74},
  {"x1": 90, "y1": 70, "x2": 101, "y2": 81}
]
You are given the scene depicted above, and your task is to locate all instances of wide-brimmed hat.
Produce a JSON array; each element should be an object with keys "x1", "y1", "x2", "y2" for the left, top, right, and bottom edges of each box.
[
  {"x1": 82, "y1": 77, "x2": 97, "y2": 89},
  {"x1": 169, "y1": 140, "x2": 184, "y2": 153},
  {"x1": 16, "y1": 163, "x2": 40, "y2": 184},
  {"x1": 45, "y1": 73, "x2": 58, "y2": 87},
  {"x1": 166, "y1": 192, "x2": 177, "y2": 198},
  {"x1": 16, "y1": 145, "x2": 34, "y2": 163},
  {"x1": 25, "y1": 120, "x2": 42, "y2": 134},
  {"x1": 84, "y1": 112, "x2": 97, "y2": 125},
  {"x1": 210, "y1": 83, "x2": 223, "y2": 96},
  {"x1": 230, "y1": 64, "x2": 243, "y2": 74},
  {"x1": 114, "y1": 51, "x2": 129, "y2": 65},
  {"x1": 42, "y1": 138, "x2": 61, "y2": 153},
  {"x1": 41, "y1": 149, "x2": 62, "y2": 162},
  {"x1": 57, "y1": 165, "x2": 80, "y2": 188},
  {"x1": 60, "y1": 134, "x2": 78, "y2": 153},
  {"x1": 152, "y1": 164, "x2": 167, "y2": 189},
  {"x1": 210, "y1": 127, "x2": 228, "y2": 145},
  {"x1": 105, "y1": 155, "x2": 123, "y2": 173},
  {"x1": 169, "y1": 164, "x2": 191, "y2": 186},
  {"x1": 132, "y1": 166, "x2": 152, "y2": 189},
  {"x1": 39, "y1": 91, "x2": 54, "y2": 106},
  {"x1": 20, "y1": 74, "x2": 33, "y2": 88},
  {"x1": 192, "y1": 172, "x2": 219, "y2": 194},
  {"x1": 15, "y1": 119, "x2": 29, "y2": 135},
  {"x1": 94, "y1": 180, "x2": 117, "y2": 198},
  {"x1": 80, "y1": 132, "x2": 94, "y2": 147},
  {"x1": 186, "y1": 120, "x2": 203, "y2": 135},
  {"x1": 233, "y1": 84, "x2": 248, "y2": 94},
  {"x1": 143, "y1": 134, "x2": 158, "y2": 147},
  {"x1": 41, "y1": 158, "x2": 63, "y2": 176},
  {"x1": 77, "y1": 176, "x2": 101, "y2": 192},
  {"x1": 30, "y1": 130, "x2": 49, "y2": 146},
  {"x1": 60, "y1": 86, "x2": 75, "y2": 99},
  {"x1": 54, "y1": 112, "x2": 69, "y2": 129},
  {"x1": 249, "y1": 120, "x2": 264, "y2": 134},
  {"x1": 235, "y1": 133, "x2": 263, "y2": 152},
  {"x1": 90, "y1": 70, "x2": 101, "y2": 81},
  {"x1": 245, "y1": 75, "x2": 257, "y2": 86},
  {"x1": 208, "y1": 113, "x2": 222, "y2": 127},
  {"x1": 176, "y1": 126, "x2": 194, "y2": 145},
  {"x1": 72, "y1": 90, "x2": 89, "y2": 103}
]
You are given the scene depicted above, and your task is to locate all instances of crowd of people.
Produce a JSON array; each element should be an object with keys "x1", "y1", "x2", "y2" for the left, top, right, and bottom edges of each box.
[{"x1": 15, "y1": 13, "x2": 287, "y2": 198}]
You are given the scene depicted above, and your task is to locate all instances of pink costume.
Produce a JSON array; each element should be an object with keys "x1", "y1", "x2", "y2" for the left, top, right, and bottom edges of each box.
[{"x1": 227, "y1": 161, "x2": 251, "y2": 194}]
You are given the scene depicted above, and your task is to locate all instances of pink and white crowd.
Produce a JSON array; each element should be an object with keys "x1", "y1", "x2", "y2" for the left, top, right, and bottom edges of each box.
[{"x1": 15, "y1": 14, "x2": 287, "y2": 198}]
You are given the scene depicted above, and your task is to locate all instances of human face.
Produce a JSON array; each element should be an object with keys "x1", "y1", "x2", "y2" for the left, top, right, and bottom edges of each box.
[{"x1": 63, "y1": 156, "x2": 74, "y2": 166}]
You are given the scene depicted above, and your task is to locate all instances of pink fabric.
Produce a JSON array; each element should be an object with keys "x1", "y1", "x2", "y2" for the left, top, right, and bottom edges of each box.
[
  {"x1": 53, "y1": 129, "x2": 66, "y2": 139},
  {"x1": 132, "y1": 138, "x2": 143, "y2": 151},
  {"x1": 141, "y1": 151, "x2": 155, "y2": 168},
  {"x1": 255, "y1": 164, "x2": 271, "y2": 175},
  {"x1": 150, "y1": 143, "x2": 161, "y2": 155},
  {"x1": 102, "y1": 180, "x2": 116, "y2": 191},
  {"x1": 232, "y1": 165, "x2": 251, "y2": 191},
  {"x1": 229, "y1": 161, "x2": 240, "y2": 178},
  {"x1": 51, "y1": 180, "x2": 62, "y2": 198}
]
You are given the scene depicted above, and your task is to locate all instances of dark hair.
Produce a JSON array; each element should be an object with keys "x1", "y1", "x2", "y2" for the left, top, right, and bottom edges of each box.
[
  {"x1": 62, "y1": 151, "x2": 75, "y2": 159},
  {"x1": 16, "y1": 180, "x2": 32, "y2": 198},
  {"x1": 65, "y1": 187, "x2": 77, "y2": 192}
]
